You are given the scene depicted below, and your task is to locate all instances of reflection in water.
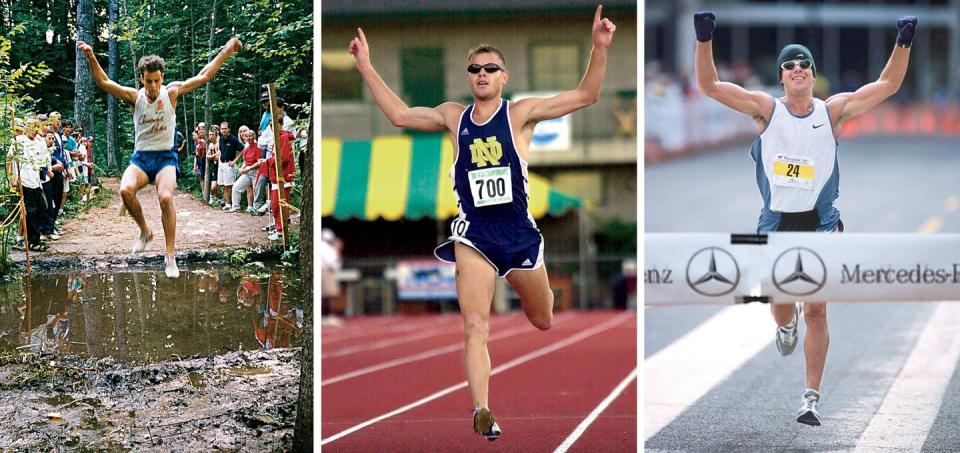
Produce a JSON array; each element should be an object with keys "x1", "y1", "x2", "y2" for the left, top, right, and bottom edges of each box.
[{"x1": 0, "y1": 265, "x2": 302, "y2": 362}]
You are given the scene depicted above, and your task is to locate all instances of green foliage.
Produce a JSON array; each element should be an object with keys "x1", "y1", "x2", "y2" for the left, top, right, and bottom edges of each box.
[
  {"x1": 594, "y1": 219, "x2": 637, "y2": 255},
  {"x1": 229, "y1": 249, "x2": 252, "y2": 265}
]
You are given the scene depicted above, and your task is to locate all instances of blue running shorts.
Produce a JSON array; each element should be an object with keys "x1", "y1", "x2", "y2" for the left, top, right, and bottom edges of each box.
[
  {"x1": 434, "y1": 217, "x2": 544, "y2": 277},
  {"x1": 131, "y1": 150, "x2": 180, "y2": 183}
]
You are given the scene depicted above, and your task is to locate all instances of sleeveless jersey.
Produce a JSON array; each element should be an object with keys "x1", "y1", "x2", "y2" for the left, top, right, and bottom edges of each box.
[
  {"x1": 751, "y1": 97, "x2": 840, "y2": 232},
  {"x1": 133, "y1": 85, "x2": 176, "y2": 152},
  {"x1": 451, "y1": 99, "x2": 530, "y2": 222}
]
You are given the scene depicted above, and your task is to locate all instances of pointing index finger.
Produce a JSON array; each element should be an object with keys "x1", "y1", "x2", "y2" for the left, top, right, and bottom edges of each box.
[
  {"x1": 594, "y1": 5, "x2": 602, "y2": 25},
  {"x1": 357, "y1": 28, "x2": 367, "y2": 45}
]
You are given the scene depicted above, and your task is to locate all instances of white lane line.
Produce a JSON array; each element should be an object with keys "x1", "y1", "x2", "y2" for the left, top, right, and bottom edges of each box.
[
  {"x1": 322, "y1": 314, "x2": 521, "y2": 359},
  {"x1": 321, "y1": 313, "x2": 575, "y2": 386},
  {"x1": 322, "y1": 316, "x2": 454, "y2": 344},
  {"x1": 554, "y1": 367, "x2": 637, "y2": 453},
  {"x1": 645, "y1": 304, "x2": 773, "y2": 441},
  {"x1": 854, "y1": 302, "x2": 960, "y2": 451},
  {"x1": 320, "y1": 312, "x2": 633, "y2": 446}
]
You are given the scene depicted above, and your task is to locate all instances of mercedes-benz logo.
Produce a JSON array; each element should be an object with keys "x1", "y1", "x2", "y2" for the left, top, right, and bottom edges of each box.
[
  {"x1": 686, "y1": 247, "x2": 740, "y2": 296},
  {"x1": 772, "y1": 247, "x2": 827, "y2": 297}
]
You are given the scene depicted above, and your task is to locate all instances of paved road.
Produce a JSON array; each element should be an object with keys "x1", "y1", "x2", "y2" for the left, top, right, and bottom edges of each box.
[{"x1": 644, "y1": 136, "x2": 960, "y2": 451}]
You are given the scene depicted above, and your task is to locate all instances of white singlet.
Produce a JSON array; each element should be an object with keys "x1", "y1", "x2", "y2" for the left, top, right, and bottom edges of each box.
[{"x1": 133, "y1": 86, "x2": 177, "y2": 152}]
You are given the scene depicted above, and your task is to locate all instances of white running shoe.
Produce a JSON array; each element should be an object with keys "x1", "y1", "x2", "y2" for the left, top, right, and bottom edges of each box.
[
  {"x1": 132, "y1": 231, "x2": 153, "y2": 254},
  {"x1": 164, "y1": 255, "x2": 180, "y2": 279},
  {"x1": 796, "y1": 389, "x2": 822, "y2": 426},
  {"x1": 776, "y1": 303, "x2": 801, "y2": 356}
]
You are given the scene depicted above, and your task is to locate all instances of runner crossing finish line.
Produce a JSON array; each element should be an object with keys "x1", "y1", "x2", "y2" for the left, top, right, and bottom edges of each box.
[{"x1": 645, "y1": 233, "x2": 960, "y2": 306}]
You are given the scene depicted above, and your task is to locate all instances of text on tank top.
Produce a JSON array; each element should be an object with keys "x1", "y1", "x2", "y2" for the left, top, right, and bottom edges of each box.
[
  {"x1": 134, "y1": 86, "x2": 177, "y2": 152},
  {"x1": 758, "y1": 97, "x2": 837, "y2": 213},
  {"x1": 451, "y1": 99, "x2": 530, "y2": 221}
]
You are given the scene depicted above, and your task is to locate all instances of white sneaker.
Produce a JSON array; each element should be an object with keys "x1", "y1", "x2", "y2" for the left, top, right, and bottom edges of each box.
[
  {"x1": 268, "y1": 231, "x2": 282, "y2": 241},
  {"x1": 164, "y1": 255, "x2": 180, "y2": 279},
  {"x1": 257, "y1": 202, "x2": 270, "y2": 214},
  {"x1": 226, "y1": 206, "x2": 240, "y2": 213},
  {"x1": 796, "y1": 389, "x2": 822, "y2": 426},
  {"x1": 132, "y1": 231, "x2": 153, "y2": 254},
  {"x1": 776, "y1": 303, "x2": 801, "y2": 356}
]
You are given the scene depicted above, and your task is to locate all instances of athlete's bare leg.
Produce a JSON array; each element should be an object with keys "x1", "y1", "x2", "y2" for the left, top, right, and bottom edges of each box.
[
  {"x1": 154, "y1": 167, "x2": 178, "y2": 257},
  {"x1": 771, "y1": 303, "x2": 796, "y2": 326},
  {"x1": 505, "y1": 264, "x2": 554, "y2": 330},
  {"x1": 454, "y1": 242, "x2": 497, "y2": 409},
  {"x1": 119, "y1": 165, "x2": 151, "y2": 237},
  {"x1": 803, "y1": 301, "x2": 828, "y2": 390}
]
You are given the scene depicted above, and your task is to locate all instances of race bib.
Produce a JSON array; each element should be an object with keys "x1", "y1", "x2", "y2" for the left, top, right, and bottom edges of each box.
[
  {"x1": 450, "y1": 217, "x2": 470, "y2": 238},
  {"x1": 772, "y1": 154, "x2": 815, "y2": 190},
  {"x1": 468, "y1": 167, "x2": 513, "y2": 207}
]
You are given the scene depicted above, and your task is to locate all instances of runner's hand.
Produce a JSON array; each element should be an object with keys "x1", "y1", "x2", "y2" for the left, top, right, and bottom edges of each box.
[
  {"x1": 592, "y1": 5, "x2": 616, "y2": 49},
  {"x1": 76, "y1": 40, "x2": 95, "y2": 57},
  {"x1": 348, "y1": 28, "x2": 371, "y2": 69},
  {"x1": 896, "y1": 16, "x2": 918, "y2": 48},
  {"x1": 694, "y1": 12, "x2": 716, "y2": 43},
  {"x1": 226, "y1": 36, "x2": 243, "y2": 53}
]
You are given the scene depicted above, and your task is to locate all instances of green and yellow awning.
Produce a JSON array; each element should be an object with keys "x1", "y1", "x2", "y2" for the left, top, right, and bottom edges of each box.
[{"x1": 322, "y1": 134, "x2": 580, "y2": 221}]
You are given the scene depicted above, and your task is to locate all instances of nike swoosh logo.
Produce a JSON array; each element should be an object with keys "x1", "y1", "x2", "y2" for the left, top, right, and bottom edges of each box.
[{"x1": 812, "y1": 123, "x2": 825, "y2": 129}]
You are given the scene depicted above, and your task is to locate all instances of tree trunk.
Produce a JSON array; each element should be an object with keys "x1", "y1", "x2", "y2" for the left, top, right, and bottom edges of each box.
[
  {"x1": 202, "y1": 0, "x2": 217, "y2": 202},
  {"x1": 106, "y1": 0, "x2": 119, "y2": 170},
  {"x1": 293, "y1": 106, "x2": 314, "y2": 452},
  {"x1": 74, "y1": 0, "x2": 94, "y2": 150}
]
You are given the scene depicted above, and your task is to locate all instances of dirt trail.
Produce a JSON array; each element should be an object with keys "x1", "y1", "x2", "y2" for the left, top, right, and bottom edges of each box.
[{"x1": 14, "y1": 178, "x2": 298, "y2": 263}]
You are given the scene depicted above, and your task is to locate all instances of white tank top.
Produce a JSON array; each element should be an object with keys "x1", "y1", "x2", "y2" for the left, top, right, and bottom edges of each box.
[
  {"x1": 758, "y1": 97, "x2": 837, "y2": 213},
  {"x1": 133, "y1": 86, "x2": 176, "y2": 151}
]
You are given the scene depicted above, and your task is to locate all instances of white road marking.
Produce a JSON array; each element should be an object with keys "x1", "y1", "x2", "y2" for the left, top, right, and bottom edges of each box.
[
  {"x1": 554, "y1": 367, "x2": 637, "y2": 453},
  {"x1": 322, "y1": 313, "x2": 573, "y2": 386},
  {"x1": 645, "y1": 304, "x2": 773, "y2": 441},
  {"x1": 854, "y1": 302, "x2": 960, "y2": 451},
  {"x1": 321, "y1": 312, "x2": 633, "y2": 446}
]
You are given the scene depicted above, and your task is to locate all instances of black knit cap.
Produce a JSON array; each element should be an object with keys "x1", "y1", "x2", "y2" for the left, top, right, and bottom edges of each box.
[{"x1": 777, "y1": 44, "x2": 816, "y2": 82}]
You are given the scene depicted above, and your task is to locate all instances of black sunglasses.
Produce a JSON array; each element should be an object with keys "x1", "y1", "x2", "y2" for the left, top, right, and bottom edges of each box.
[
  {"x1": 781, "y1": 59, "x2": 812, "y2": 71},
  {"x1": 467, "y1": 63, "x2": 504, "y2": 74}
]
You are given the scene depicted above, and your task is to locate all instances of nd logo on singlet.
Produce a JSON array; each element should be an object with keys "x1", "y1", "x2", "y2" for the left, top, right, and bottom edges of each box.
[{"x1": 469, "y1": 137, "x2": 503, "y2": 168}]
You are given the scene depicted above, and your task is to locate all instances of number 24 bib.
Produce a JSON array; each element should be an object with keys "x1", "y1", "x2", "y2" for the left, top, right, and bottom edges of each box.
[
  {"x1": 468, "y1": 167, "x2": 513, "y2": 207},
  {"x1": 771, "y1": 154, "x2": 815, "y2": 190}
]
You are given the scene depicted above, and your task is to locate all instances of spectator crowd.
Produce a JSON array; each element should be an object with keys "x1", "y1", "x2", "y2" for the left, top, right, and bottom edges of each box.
[
  {"x1": 191, "y1": 91, "x2": 301, "y2": 242},
  {"x1": 7, "y1": 111, "x2": 98, "y2": 252}
]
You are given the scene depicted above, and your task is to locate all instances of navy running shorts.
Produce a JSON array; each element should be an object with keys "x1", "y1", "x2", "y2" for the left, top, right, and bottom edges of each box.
[
  {"x1": 131, "y1": 150, "x2": 180, "y2": 183},
  {"x1": 434, "y1": 217, "x2": 544, "y2": 278}
]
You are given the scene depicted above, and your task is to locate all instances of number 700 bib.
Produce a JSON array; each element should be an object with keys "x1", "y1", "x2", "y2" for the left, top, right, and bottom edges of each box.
[
  {"x1": 772, "y1": 154, "x2": 815, "y2": 190},
  {"x1": 468, "y1": 167, "x2": 513, "y2": 207}
]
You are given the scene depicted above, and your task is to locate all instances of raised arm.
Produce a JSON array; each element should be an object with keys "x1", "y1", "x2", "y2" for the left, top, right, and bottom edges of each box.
[
  {"x1": 515, "y1": 5, "x2": 614, "y2": 124},
  {"x1": 77, "y1": 41, "x2": 138, "y2": 106},
  {"x1": 169, "y1": 37, "x2": 242, "y2": 99},
  {"x1": 349, "y1": 28, "x2": 460, "y2": 132},
  {"x1": 693, "y1": 12, "x2": 772, "y2": 124},
  {"x1": 827, "y1": 17, "x2": 916, "y2": 129}
]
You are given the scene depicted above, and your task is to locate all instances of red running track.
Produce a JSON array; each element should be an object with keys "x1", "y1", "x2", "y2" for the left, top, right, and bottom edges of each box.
[{"x1": 321, "y1": 310, "x2": 637, "y2": 452}]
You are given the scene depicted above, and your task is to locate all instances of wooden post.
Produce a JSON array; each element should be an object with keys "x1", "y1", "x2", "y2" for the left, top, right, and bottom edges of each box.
[{"x1": 267, "y1": 84, "x2": 287, "y2": 250}]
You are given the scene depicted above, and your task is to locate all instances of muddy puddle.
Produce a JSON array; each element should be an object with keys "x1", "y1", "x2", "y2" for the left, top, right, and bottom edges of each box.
[
  {"x1": 0, "y1": 263, "x2": 304, "y2": 451},
  {"x1": 0, "y1": 264, "x2": 303, "y2": 361}
]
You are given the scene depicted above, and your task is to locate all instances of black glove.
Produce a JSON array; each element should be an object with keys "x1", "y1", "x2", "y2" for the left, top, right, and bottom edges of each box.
[
  {"x1": 693, "y1": 12, "x2": 716, "y2": 43},
  {"x1": 896, "y1": 16, "x2": 918, "y2": 48}
]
